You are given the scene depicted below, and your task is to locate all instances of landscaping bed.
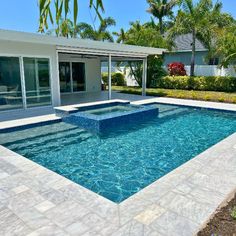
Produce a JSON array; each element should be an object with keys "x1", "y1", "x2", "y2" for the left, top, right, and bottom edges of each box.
[
  {"x1": 198, "y1": 192, "x2": 236, "y2": 236},
  {"x1": 112, "y1": 86, "x2": 236, "y2": 104}
]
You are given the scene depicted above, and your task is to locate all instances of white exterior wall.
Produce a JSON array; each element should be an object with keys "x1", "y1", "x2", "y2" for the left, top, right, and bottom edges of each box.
[
  {"x1": 59, "y1": 54, "x2": 101, "y2": 93},
  {"x1": 0, "y1": 40, "x2": 60, "y2": 107},
  {"x1": 185, "y1": 65, "x2": 236, "y2": 77}
]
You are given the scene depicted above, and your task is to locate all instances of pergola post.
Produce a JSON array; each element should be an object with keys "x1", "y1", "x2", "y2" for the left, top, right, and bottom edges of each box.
[
  {"x1": 142, "y1": 57, "x2": 148, "y2": 96},
  {"x1": 108, "y1": 54, "x2": 112, "y2": 100}
]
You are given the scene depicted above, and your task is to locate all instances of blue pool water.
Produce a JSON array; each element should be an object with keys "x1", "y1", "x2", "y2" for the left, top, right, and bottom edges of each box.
[
  {"x1": 84, "y1": 104, "x2": 137, "y2": 115},
  {"x1": 1, "y1": 104, "x2": 236, "y2": 203}
]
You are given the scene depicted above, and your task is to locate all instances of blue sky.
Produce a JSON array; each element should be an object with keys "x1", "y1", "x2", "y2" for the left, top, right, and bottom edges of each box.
[{"x1": 0, "y1": 0, "x2": 235, "y2": 34}]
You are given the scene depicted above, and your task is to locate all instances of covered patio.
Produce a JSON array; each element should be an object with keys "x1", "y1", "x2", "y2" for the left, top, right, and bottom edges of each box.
[{"x1": 57, "y1": 43, "x2": 165, "y2": 107}]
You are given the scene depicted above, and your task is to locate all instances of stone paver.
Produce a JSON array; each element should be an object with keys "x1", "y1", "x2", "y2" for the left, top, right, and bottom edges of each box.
[
  {"x1": 134, "y1": 205, "x2": 166, "y2": 225},
  {"x1": 0, "y1": 98, "x2": 236, "y2": 235},
  {"x1": 150, "y1": 210, "x2": 199, "y2": 236},
  {"x1": 65, "y1": 221, "x2": 90, "y2": 235},
  {"x1": 34, "y1": 200, "x2": 56, "y2": 213},
  {"x1": 12, "y1": 185, "x2": 30, "y2": 194}
]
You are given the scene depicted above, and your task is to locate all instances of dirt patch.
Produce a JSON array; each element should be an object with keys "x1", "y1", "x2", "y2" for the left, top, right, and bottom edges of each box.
[{"x1": 198, "y1": 193, "x2": 236, "y2": 236}]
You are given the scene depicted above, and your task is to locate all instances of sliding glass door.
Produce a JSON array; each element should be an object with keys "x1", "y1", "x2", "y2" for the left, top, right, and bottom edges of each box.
[
  {"x1": 59, "y1": 62, "x2": 71, "y2": 93},
  {"x1": 72, "y1": 62, "x2": 85, "y2": 92},
  {"x1": 0, "y1": 56, "x2": 51, "y2": 112},
  {"x1": 0, "y1": 57, "x2": 23, "y2": 111},
  {"x1": 59, "y1": 61, "x2": 86, "y2": 93},
  {"x1": 23, "y1": 58, "x2": 51, "y2": 107}
]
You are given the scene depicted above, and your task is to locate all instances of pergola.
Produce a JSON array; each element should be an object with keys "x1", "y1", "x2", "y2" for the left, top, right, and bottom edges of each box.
[{"x1": 56, "y1": 39, "x2": 166, "y2": 100}]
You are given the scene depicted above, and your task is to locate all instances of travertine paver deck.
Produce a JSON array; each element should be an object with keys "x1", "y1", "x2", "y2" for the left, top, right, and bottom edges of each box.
[
  {"x1": 0, "y1": 114, "x2": 60, "y2": 131},
  {"x1": 0, "y1": 97, "x2": 236, "y2": 236}
]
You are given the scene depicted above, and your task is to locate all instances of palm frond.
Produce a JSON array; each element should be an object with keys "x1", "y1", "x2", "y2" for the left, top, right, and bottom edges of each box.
[
  {"x1": 101, "y1": 31, "x2": 114, "y2": 42},
  {"x1": 98, "y1": 17, "x2": 116, "y2": 33}
]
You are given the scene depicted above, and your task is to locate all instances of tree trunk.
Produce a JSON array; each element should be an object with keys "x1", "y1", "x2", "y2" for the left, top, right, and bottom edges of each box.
[
  {"x1": 190, "y1": 30, "x2": 196, "y2": 76},
  {"x1": 159, "y1": 17, "x2": 164, "y2": 35},
  {"x1": 128, "y1": 62, "x2": 142, "y2": 87}
]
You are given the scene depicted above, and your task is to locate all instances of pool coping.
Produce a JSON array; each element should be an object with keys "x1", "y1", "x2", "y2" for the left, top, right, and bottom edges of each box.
[
  {"x1": 0, "y1": 97, "x2": 236, "y2": 235},
  {"x1": 54, "y1": 99, "x2": 130, "y2": 114}
]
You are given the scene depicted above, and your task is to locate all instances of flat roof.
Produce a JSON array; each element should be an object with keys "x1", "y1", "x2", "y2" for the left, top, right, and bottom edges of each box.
[{"x1": 0, "y1": 29, "x2": 166, "y2": 58}]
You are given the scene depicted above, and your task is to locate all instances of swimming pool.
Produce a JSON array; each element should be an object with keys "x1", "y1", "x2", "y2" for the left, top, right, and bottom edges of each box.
[{"x1": 1, "y1": 103, "x2": 236, "y2": 203}]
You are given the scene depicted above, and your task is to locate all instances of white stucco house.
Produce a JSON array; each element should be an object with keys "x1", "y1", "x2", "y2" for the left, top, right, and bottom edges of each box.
[{"x1": 0, "y1": 29, "x2": 166, "y2": 114}]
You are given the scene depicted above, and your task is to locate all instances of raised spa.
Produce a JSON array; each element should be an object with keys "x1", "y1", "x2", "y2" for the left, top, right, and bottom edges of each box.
[{"x1": 56, "y1": 102, "x2": 159, "y2": 133}]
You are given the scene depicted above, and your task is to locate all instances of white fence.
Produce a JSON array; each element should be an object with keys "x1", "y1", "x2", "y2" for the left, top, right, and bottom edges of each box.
[
  {"x1": 102, "y1": 65, "x2": 236, "y2": 88},
  {"x1": 118, "y1": 65, "x2": 236, "y2": 87},
  {"x1": 184, "y1": 65, "x2": 236, "y2": 77}
]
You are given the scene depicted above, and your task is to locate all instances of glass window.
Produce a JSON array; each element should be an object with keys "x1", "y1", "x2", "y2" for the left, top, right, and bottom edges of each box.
[
  {"x1": 0, "y1": 57, "x2": 23, "y2": 111},
  {"x1": 59, "y1": 62, "x2": 71, "y2": 93},
  {"x1": 208, "y1": 58, "x2": 219, "y2": 65},
  {"x1": 72, "y1": 62, "x2": 86, "y2": 92},
  {"x1": 23, "y1": 58, "x2": 51, "y2": 107}
]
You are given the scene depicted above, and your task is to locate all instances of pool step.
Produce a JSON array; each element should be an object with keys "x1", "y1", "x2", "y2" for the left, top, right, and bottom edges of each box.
[
  {"x1": 158, "y1": 107, "x2": 190, "y2": 118},
  {"x1": 5, "y1": 127, "x2": 92, "y2": 153}
]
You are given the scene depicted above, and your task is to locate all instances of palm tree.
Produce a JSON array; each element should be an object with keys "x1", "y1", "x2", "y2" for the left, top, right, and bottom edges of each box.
[
  {"x1": 129, "y1": 21, "x2": 142, "y2": 34},
  {"x1": 77, "y1": 17, "x2": 116, "y2": 42},
  {"x1": 168, "y1": 0, "x2": 223, "y2": 76},
  {"x1": 143, "y1": 17, "x2": 158, "y2": 30},
  {"x1": 127, "y1": 21, "x2": 143, "y2": 43},
  {"x1": 114, "y1": 21, "x2": 169, "y2": 87},
  {"x1": 147, "y1": 0, "x2": 178, "y2": 35},
  {"x1": 216, "y1": 25, "x2": 236, "y2": 68},
  {"x1": 113, "y1": 28, "x2": 126, "y2": 43},
  {"x1": 47, "y1": 18, "x2": 76, "y2": 38},
  {"x1": 38, "y1": 0, "x2": 104, "y2": 36}
]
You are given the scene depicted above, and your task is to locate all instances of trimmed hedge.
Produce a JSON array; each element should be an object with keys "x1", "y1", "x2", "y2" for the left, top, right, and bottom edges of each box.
[
  {"x1": 157, "y1": 76, "x2": 236, "y2": 92},
  {"x1": 102, "y1": 72, "x2": 126, "y2": 86}
]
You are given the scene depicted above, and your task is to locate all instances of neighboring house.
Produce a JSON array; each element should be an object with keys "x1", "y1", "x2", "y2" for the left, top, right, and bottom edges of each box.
[
  {"x1": 163, "y1": 34, "x2": 235, "y2": 76},
  {"x1": 164, "y1": 34, "x2": 218, "y2": 66},
  {"x1": 0, "y1": 29, "x2": 165, "y2": 113}
]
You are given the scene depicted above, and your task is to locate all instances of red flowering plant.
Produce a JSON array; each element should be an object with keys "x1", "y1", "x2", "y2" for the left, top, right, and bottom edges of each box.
[{"x1": 168, "y1": 62, "x2": 187, "y2": 76}]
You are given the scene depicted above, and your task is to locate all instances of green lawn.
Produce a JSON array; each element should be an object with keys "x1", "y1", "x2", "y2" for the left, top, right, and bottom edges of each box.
[{"x1": 112, "y1": 86, "x2": 236, "y2": 104}]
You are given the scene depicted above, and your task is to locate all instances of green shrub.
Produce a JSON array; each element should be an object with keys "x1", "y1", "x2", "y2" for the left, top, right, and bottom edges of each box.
[
  {"x1": 102, "y1": 72, "x2": 126, "y2": 86},
  {"x1": 157, "y1": 76, "x2": 236, "y2": 92},
  {"x1": 231, "y1": 206, "x2": 236, "y2": 220},
  {"x1": 102, "y1": 72, "x2": 108, "y2": 85},
  {"x1": 112, "y1": 72, "x2": 126, "y2": 86}
]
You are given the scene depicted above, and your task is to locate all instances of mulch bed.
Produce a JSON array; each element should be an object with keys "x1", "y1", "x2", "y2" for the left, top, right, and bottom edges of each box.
[{"x1": 198, "y1": 192, "x2": 236, "y2": 236}]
